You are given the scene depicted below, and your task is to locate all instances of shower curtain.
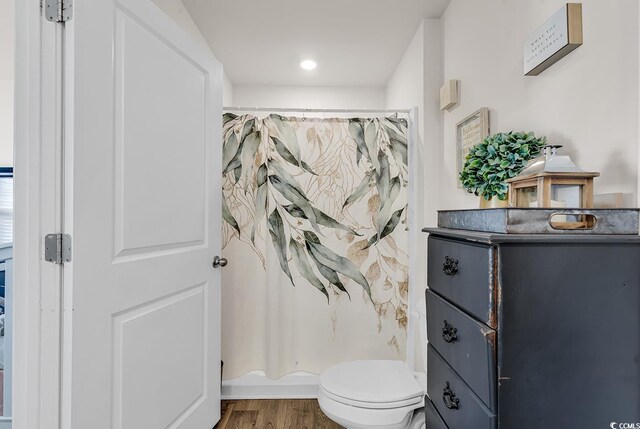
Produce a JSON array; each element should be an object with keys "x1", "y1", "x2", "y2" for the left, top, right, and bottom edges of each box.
[{"x1": 221, "y1": 113, "x2": 409, "y2": 379}]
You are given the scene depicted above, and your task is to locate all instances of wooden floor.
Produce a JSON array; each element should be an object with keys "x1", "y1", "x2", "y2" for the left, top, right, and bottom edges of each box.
[{"x1": 214, "y1": 400, "x2": 344, "y2": 429}]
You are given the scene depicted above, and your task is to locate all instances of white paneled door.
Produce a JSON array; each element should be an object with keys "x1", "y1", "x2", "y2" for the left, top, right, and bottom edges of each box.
[{"x1": 62, "y1": 0, "x2": 222, "y2": 428}]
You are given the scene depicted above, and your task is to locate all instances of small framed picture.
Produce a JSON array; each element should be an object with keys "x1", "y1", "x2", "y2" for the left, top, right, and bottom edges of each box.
[{"x1": 456, "y1": 107, "x2": 490, "y2": 188}]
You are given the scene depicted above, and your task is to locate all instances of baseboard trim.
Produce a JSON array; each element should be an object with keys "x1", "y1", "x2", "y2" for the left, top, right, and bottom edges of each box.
[{"x1": 221, "y1": 371, "x2": 319, "y2": 399}]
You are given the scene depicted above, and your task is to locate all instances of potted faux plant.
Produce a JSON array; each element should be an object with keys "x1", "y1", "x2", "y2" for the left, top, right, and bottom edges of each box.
[{"x1": 460, "y1": 131, "x2": 546, "y2": 208}]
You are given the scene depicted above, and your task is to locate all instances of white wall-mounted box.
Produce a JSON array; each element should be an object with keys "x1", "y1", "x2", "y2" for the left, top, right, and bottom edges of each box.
[{"x1": 440, "y1": 79, "x2": 459, "y2": 111}]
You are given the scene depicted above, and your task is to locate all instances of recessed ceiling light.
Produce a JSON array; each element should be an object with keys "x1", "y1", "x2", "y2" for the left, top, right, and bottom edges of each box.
[{"x1": 300, "y1": 59, "x2": 317, "y2": 71}]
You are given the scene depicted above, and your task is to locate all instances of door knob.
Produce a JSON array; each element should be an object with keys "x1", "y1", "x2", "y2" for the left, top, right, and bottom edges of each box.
[{"x1": 212, "y1": 256, "x2": 228, "y2": 268}]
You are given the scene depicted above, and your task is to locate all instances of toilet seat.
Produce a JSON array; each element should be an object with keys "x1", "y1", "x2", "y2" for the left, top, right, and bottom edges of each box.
[
  {"x1": 320, "y1": 385, "x2": 423, "y2": 409},
  {"x1": 318, "y1": 393, "x2": 421, "y2": 429},
  {"x1": 318, "y1": 360, "x2": 425, "y2": 429},
  {"x1": 317, "y1": 306, "x2": 429, "y2": 428},
  {"x1": 319, "y1": 360, "x2": 423, "y2": 405}
]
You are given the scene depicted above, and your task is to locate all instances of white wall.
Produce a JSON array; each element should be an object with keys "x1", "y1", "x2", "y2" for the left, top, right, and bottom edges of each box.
[
  {"x1": 422, "y1": 20, "x2": 444, "y2": 226},
  {"x1": 231, "y1": 85, "x2": 386, "y2": 110},
  {"x1": 223, "y1": 73, "x2": 234, "y2": 107},
  {"x1": 387, "y1": 21, "x2": 425, "y2": 138},
  {"x1": 386, "y1": 18, "x2": 443, "y2": 227},
  {"x1": 385, "y1": 19, "x2": 443, "y2": 374},
  {"x1": 385, "y1": 21, "x2": 425, "y2": 376},
  {"x1": 441, "y1": 0, "x2": 639, "y2": 209},
  {"x1": 0, "y1": 0, "x2": 14, "y2": 166},
  {"x1": 152, "y1": 0, "x2": 234, "y2": 105}
]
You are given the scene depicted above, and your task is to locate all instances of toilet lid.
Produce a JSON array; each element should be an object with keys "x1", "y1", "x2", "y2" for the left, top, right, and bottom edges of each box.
[{"x1": 320, "y1": 360, "x2": 423, "y2": 405}]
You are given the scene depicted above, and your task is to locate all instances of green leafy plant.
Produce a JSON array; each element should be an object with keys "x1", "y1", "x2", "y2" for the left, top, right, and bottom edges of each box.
[{"x1": 460, "y1": 131, "x2": 546, "y2": 200}]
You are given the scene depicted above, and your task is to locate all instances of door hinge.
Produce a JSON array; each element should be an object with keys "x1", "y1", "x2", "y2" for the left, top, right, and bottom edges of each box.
[
  {"x1": 45, "y1": 234, "x2": 72, "y2": 264},
  {"x1": 45, "y1": 0, "x2": 73, "y2": 23}
]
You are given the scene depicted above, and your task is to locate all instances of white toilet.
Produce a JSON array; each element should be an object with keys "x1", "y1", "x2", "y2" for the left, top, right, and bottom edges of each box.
[{"x1": 318, "y1": 303, "x2": 428, "y2": 429}]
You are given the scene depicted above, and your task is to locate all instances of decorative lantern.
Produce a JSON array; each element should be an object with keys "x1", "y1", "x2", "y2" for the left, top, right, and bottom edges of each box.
[{"x1": 506, "y1": 145, "x2": 599, "y2": 209}]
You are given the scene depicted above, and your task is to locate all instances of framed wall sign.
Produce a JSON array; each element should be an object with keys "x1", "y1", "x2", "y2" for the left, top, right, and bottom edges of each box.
[
  {"x1": 524, "y1": 3, "x2": 583, "y2": 76},
  {"x1": 457, "y1": 107, "x2": 489, "y2": 188}
]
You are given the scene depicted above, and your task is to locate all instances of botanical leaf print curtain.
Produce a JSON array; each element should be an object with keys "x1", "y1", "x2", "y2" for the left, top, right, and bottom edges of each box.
[{"x1": 221, "y1": 113, "x2": 409, "y2": 380}]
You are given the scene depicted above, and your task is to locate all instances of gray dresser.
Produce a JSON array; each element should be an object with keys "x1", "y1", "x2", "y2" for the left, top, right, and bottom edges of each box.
[{"x1": 422, "y1": 228, "x2": 640, "y2": 428}]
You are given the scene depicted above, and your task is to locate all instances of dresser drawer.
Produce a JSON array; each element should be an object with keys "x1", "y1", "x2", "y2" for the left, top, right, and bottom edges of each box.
[
  {"x1": 424, "y1": 397, "x2": 448, "y2": 429},
  {"x1": 427, "y1": 236, "x2": 495, "y2": 327},
  {"x1": 426, "y1": 290, "x2": 496, "y2": 411},
  {"x1": 427, "y1": 346, "x2": 496, "y2": 429}
]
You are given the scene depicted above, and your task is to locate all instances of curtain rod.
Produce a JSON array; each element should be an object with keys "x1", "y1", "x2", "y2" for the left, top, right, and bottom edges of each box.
[{"x1": 223, "y1": 106, "x2": 412, "y2": 114}]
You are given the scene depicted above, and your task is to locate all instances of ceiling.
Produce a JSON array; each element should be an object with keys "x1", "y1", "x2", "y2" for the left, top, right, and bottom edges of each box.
[{"x1": 183, "y1": 0, "x2": 451, "y2": 87}]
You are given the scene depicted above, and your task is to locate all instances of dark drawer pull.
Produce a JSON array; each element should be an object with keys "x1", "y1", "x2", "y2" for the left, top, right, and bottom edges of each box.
[
  {"x1": 442, "y1": 256, "x2": 458, "y2": 276},
  {"x1": 442, "y1": 382, "x2": 460, "y2": 410},
  {"x1": 442, "y1": 320, "x2": 458, "y2": 343}
]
